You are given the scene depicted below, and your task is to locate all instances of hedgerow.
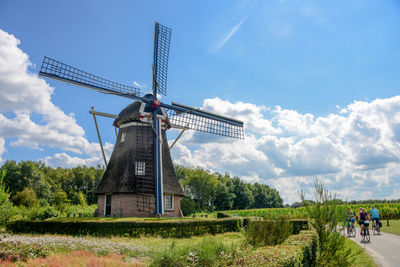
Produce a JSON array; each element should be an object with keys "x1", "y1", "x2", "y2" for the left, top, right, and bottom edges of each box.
[
  {"x1": 7, "y1": 217, "x2": 245, "y2": 237},
  {"x1": 234, "y1": 230, "x2": 318, "y2": 266}
]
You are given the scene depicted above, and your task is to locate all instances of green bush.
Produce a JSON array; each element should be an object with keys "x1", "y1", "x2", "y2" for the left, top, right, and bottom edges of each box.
[
  {"x1": 245, "y1": 216, "x2": 292, "y2": 246},
  {"x1": 0, "y1": 170, "x2": 17, "y2": 227},
  {"x1": 236, "y1": 230, "x2": 318, "y2": 266},
  {"x1": 7, "y1": 217, "x2": 244, "y2": 237},
  {"x1": 20, "y1": 205, "x2": 60, "y2": 221},
  {"x1": 64, "y1": 204, "x2": 96, "y2": 217},
  {"x1": 151, "y1": 238, "x2": 241, "y2": 267},
  {"x1": 216, "y1": 212, "x2": 231, "y2": 218}
]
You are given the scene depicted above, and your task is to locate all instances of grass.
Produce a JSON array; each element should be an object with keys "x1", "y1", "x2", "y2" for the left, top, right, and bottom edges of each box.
[
  {"x1": 380, "y1": 219, "x2": 400, "y2": 235},
  {"x1": 2, "y1": 251, "x2": 149, "y2": 266},
  {"x1": 344, "y1": 238, "x2": 377, "y2": 267},
  {"x1": 0, "y1": 232, "x2": 243, "y2": 266}
]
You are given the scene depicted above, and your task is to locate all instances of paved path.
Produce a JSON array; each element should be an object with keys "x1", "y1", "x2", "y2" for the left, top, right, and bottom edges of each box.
[{"x1": 346, "y1": 228, "x2": 400, "y2": 267}]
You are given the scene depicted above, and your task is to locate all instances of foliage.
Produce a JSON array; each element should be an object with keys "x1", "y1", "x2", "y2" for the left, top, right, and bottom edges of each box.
[
  {"x1": 150, "y1": 236, "x2": 242, "y2": 267},
  {"x1": 0, "y1": 240, "x2": 49, "y2": 262},
  {"x1": 300, "y1": 179, "x2": 354, "y2": 267},
  {"x1": 18, "y1": 205, "x2": 60, "y2": 221},
  {"x1": 245, "y1": 216, "x2": 292, "y2": 246},
  {"x1": 7, "y1": 217, "x2": 245, "y2": 237},
  {"x1": 216, "y1": 212, "x2": 231, "y2": 218},
  {"x1": 0, "y1": 233, "x2": 142, "y2": 259},
  {"x1": 219, "y1": 203, "x2": 400, "y2": 220},
  {"x1": 0, "y1": 169, "x2": 17, "y2": 227},
  {"x1": 176, "y1": 165, "x2": 283, "y2": 215},
  {"x1": 1, "y1": 160, "x2": 104, "y2": 207},
  {"x1": 52, "y1": 190, "x2": 70, "y2": 210},
  {"x1": 234, "y1": 230, "x2": 318, "y2": 266},
  {"x1": 12, "y1": 187, "x2": 38, "y2": 207}
]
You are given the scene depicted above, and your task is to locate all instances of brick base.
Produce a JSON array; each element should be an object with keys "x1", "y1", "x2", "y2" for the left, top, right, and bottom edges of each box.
[{"x1": 97, "y1": 193, "x2": 182, "y2": 217}]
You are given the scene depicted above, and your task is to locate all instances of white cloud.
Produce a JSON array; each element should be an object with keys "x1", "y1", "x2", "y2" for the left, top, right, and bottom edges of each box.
[
  {"x1": 213, "y1": 18, "x2": 246, "y2": 52},
  {"x1": 172, "y1": 95, "x2": 400, "y2": 203},
  {"x1": 0, "y1": 29, "x2": 110, "y2": 167}
]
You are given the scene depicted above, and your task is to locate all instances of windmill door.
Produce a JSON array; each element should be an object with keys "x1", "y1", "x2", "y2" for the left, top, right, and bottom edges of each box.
[{"x1": 105, "y1": 194, "x2": 112, "y2": 216}]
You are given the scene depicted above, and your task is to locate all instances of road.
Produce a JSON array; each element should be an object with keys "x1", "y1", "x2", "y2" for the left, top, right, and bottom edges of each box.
[{"x1": 346, "y1": 227, "x2": 400, "y2": 267}]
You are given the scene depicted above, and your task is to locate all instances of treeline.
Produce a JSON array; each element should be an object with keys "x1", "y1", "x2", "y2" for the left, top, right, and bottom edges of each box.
[
  {"x1": 1, "y1": 160, "x2": 104, "y2": 208},
  {"x1": 176, "y1": 166, "x2": 283, "y2": 215},
  {"x1": 0, "y1": 160, "x2": 283, "y2": 217}
]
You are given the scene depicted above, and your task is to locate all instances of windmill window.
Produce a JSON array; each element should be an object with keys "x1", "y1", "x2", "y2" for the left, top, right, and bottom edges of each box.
[
  {"x1": 105, "y1": 194, "x2": 112, "y2": 216},
  {"x1": 120, "y1": 132, "x2": 126, "y2": 143},
  {"x1": 135, "y1": 162, "x2": 145, "y2": 175},
  {"x1": 165, "y1": 195, "x2": 174, "y2": 210}
]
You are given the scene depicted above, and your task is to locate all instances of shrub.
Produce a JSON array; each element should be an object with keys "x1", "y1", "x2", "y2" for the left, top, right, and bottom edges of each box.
[
  {"x1": 245, "y1": 216, "x2": 292, "y2": 246},
  {"x1": 216, "y1": 212, "x2": 231, "y2": 218},
  {"x1": 151, "y1": 236, "x2": 242, "y2": 267},
  {"x1": 7, "y1": 217, "x2": 244, "y2": 237},
  {"x1": 12, "y1": 187, "x2": 38, "y2": 208},
  {"x1": 64, "y1": 204, "x2": 97, "y2": 217},
  {"x1": 235, "y1": 230, "x2": 318, "y2": 266},
  {"x1": 300, "y1": 179, "x2": 354, "y2": 266}
]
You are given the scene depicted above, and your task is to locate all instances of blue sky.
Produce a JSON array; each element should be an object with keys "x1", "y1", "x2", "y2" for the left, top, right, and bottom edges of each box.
[{"x1": 0, "y1": 0, "x2": 400, "y2": 203}]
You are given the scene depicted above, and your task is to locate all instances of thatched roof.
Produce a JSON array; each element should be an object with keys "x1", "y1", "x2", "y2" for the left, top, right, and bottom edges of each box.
[{"x1": 96, "y1": 100, "x2": 184, "y2": 196}]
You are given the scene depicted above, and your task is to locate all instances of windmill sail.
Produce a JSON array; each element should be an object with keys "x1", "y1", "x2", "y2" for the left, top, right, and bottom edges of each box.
[
  {"x1": 39, "y1": 57, "x2": 141, "y2": 100},
  {"x1": 164, "y1": 102, "x2": 244, "y2": 139},
  {"x1": 153, "y1": 22, "x2": 171, "y2": 96}
]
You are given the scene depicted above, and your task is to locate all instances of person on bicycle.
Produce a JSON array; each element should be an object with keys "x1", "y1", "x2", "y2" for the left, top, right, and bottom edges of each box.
[
  {"x1": 345, "y1": 208, "x2": 355, "y2": 235},
  {"x1": 359, "y1": 208, "x2": 370, "y2": 236},
  {"x1": 369, "y1": 206, "x2": 380, "y2": 227}
]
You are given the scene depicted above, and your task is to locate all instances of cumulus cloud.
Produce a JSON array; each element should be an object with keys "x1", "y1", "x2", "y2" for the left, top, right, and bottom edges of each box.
[
  {"x1": 172, "y1": 95, "x2": 400, "y2": 203},
  {"x1": 0, "y1": 29, "x2": 110, "y2": 166}
]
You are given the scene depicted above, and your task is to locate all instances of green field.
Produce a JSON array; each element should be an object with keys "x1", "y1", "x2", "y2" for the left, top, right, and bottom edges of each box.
[
  {"x1": 381, "y1": 219, "x2": 400, "y2": 235},
  {"x1": 214, "y1": 203, "x2": 400, "y2": 219}
]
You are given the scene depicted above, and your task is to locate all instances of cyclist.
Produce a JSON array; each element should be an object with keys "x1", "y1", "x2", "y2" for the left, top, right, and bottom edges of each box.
[
  {"x1": 359, "y1": 208, "x2": 370, "y2": 237},
  {"x1": 369, "y1": 206, "x2": 380, "y2": 229},
  {"x1": 345, "y1": 208, "x2": 355, "y2": 235}
]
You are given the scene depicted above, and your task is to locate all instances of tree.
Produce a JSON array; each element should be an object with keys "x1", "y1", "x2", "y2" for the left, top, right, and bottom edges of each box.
[
  {"x1": 52, "y1": 190, "x2": 70, "y2": 210},
  {"x1": 181, "y1": 168, "x2": 218, "y2": 211},
  {"x1": 214, "y1": 183, "x2": 233, "y2": 211},
  {"x1": 12, "y1": 187, "x2": 38, "y2": 207},
  {"x1": 0, "y1": 169, "x2": 17, "y2": 226},
  {"x1": 232, "y1": 178, "x2": 254, "y2": 210},
  {"x1": 300, "y1": 179, "x2": 355, "y2": 266}
]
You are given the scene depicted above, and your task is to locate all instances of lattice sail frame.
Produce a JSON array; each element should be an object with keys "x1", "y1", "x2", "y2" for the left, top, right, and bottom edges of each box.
[
  {"x1": 154, "y1": 23, "x2": 171, "y2": 96},
  {"x1": 167, "y1": 108, "x2": 244, "y2": 139},
  {"x1": 40, "y1": 57, "x2": 141, "y2": 97}
]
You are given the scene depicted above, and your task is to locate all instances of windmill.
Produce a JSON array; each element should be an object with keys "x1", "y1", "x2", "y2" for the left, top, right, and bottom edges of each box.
[{"x1": 39, "y1": 22, "x2": 244, "y2": 217}]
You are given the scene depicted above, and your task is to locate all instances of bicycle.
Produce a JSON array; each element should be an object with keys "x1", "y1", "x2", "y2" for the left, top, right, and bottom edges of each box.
[
  {"x1": 347, "y1": 219, "x2": 356, "y2": 237},
  {"x1": 372, "y1": 219, "x2": 380, "y2": 235},
  {"x1": 361, "y1": 221, "x2": 370, "y2": 243},
  {"x1": 349, "y1": 220, "x2": 356, "y2": 237}
]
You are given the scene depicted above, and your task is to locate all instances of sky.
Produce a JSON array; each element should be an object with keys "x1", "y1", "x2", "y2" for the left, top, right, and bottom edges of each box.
[{"x1": 0, "y1": 0, "x2": 400, "y2": 203}]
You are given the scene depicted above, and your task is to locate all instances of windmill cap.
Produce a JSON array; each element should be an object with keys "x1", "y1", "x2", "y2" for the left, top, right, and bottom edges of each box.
[{"x1": 113, "y1": 100, "x2": 169, "y2": 128}]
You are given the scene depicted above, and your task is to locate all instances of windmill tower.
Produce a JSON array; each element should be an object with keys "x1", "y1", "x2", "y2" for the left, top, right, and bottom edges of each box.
[{"x1": 39, "y1": 22, "x2": 244, "y2": 217}]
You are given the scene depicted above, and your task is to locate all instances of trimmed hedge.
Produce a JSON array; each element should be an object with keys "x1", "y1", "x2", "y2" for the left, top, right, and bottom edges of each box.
[
  {"x1": 7, "y1": 217, "x2": 244, "y2": 237},
  {"x1": 236, "y1": 230, "x2": 318, "y2": 266},
  {"x1": 216, "y1": 212, "x2": 231, "y2": 218}
]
